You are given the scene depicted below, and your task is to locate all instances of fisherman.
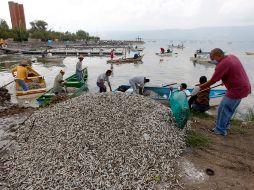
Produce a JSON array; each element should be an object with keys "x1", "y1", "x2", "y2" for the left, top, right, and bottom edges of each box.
[
  {"x1": 179, "y1": 83, "x2": 191, "y2": 98},
  {"x1": 200, "y1": 48, "x2": 251, "y2": 136},
  {"x1": 167, "y1": 48, "x2": 172, "y2": 53},
  {"x1": 110, "y1": 49, "x2": 114, "y2": 60},
  {"x1": 160, "y1": 48, "x2": 165, "y2": 54},
  {"x1": 133, "y1": 52, "x2": 140, "y2": 59},
  {"x1": 76, "y1": 55, "x2": 84, "y2": 80},
  {"x1": 129, "y1": 76, "x2": 150, "y2": 94},
  {"x1": 188, "y1": 76, "x2": 210, "y2": 112},
  {"x1": 53, "y1": 70, "x2": 66, "y2": 95},
  {"x1": 96, "y1": 70, "x2": 112, "y2": 93},
  {"x1": 11, "y1": 60, "x2": 29, "y2": 91}
]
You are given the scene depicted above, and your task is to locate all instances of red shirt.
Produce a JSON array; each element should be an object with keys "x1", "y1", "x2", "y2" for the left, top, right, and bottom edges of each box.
[{"x1": 211, "y1": 55, "x2": 251, "y2": 99}]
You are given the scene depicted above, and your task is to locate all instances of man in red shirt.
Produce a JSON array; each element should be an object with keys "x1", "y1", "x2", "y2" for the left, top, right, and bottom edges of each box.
[{"x1": 200, "y1": 48, "x2": 251, "y2": 136}]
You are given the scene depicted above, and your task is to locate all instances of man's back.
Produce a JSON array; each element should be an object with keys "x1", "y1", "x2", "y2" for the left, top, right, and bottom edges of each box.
[
  {"x1": 16, "y1": 66, "x2": 28, "y2": 80},
  {"x1": 211, "y1": 55, "x2": 251, "y2": 99}
]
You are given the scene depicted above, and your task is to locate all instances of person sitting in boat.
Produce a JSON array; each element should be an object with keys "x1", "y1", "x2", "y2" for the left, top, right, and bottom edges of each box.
[
  {"x1": 11, "y1": 61, "x2": 29, "y2": 91},
  {"x1": 76, "y1": 55, "x2": 84, "y2": 81},
  {"x1": 133, "y1": 52, "x2": 140, "y2": 59},
  {"x1": 179, "y1": 83, "x2": 191, "y2": 98},
  {"x1": 129, "y1": 76, "x2": 150, "y2": 94},
  {"x1": 167, "y1": 48, "x2": 172, "y2": 53},
  {"x1": 53, "y1": 70, "x2": 66, "y2": 95},
  {"x1": 160, "y1": 48, "x2": 165, "y2": 54},
  {"x1": 96, "y1": 70, "x2": 112, "y2": 93},
  {"x1": 188, "y1": 76, "x2": 210, "y2": 112}
]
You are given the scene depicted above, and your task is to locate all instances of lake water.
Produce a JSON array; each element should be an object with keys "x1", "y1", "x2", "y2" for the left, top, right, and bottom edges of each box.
[{"x1": 0, "y1": 39, "x2": 253, "y2": 114}]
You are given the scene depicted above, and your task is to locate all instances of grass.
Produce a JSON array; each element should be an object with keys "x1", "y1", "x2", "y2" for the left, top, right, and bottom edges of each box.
[
  {"x1": 243, "y1": 108, "x2": 254, "y2": 122},
  {"x1": 185, "y1": 130, "x2": 212, "y2": 148},
  {"x1": 230, "y1": 125, "x2": 248, "y2": 135}
]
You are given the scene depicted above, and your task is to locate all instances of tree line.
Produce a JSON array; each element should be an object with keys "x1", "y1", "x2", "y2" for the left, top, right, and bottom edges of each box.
[{"x1": 0, "y1": 18, "x2": 100, "y2": 42}]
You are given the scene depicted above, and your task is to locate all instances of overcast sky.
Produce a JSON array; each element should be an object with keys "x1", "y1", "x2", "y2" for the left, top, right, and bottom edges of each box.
[{"x1": 1, "y1": 0, "x2": 254, "y2": 34}]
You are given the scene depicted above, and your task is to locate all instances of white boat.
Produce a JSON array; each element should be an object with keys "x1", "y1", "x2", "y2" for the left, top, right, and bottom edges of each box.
[
  {"x1": 245, "y1": 52, "x2": 254, "y2": 55},
  {"x1": 190, "y1": 52, "x2": 212, "y2": 64},
  {"x1": 155, "y1": 52, "x2": 172, "y2": 57}
]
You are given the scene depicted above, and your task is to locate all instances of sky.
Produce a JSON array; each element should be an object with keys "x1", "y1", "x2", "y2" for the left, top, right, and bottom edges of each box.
[{"x1": 1, "y1": 0, "x2": 254, "y2": 35}]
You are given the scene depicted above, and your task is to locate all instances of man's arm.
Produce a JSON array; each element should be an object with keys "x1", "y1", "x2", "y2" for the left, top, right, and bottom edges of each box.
[
  {"x1": 108, "y1": 82, "x2": 112, "y2": 91},
  {"x1": 199, "y1": 80, "x2": 215, "y2": 90}
]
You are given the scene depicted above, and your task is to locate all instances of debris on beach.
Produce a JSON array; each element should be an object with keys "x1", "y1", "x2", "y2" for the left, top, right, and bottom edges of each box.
[
  {"x1": 0, "y1": 87, "x2": 11, "y2": 103},
  {"x1": 4, "y1": 93, "x2": 186, "y2": 189}
]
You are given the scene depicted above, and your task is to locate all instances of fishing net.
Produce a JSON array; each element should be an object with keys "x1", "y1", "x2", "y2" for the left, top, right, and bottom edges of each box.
[{"x1": 169, "y1": 90, "x2": 190, "y2": 129}]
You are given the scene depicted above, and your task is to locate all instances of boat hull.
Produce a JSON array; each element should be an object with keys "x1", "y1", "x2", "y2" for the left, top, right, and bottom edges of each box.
[
  {"x1": 36, "y1": 68, "x2": 88, "y2": 107},
  {"x1": 107, "y1": 55, "x2": 143, "y2": 64}
]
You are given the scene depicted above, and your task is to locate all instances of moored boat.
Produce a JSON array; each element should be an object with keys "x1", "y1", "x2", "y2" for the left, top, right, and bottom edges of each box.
[
  {"x1": 36, "y1": 68, "x2": 88, "y2": 107},
  {"x1": 107, "y1": 55, "x2": 144, "y2": 64},
  {"x1": 115, "y1": 85, "x2": 226, "y2": 106},
  {"x1": 36, "y1": 56, "x2": 65, "y2": 63},
  {"x1": 245, "y1": 52, "x2": 254, "y2": 55},
  {"x1": 12, "y1": 66, "x2": 47, "y2": 98}
]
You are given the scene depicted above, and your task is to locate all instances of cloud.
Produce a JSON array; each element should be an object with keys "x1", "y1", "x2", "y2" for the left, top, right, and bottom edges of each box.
[{"x1": 0, "y1": 0, "x2": 254, "y2": 33}]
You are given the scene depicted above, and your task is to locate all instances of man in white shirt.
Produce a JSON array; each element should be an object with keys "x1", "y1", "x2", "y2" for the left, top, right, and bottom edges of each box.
[
  {"x1": 76, "y1": 56, "x2": 84, "y2": 81},
  {"x1": 97, "y1": 70, "x2": 112, "y2": 92},
  {"x1": 129, "y1": 76, "x2": 150, "y2": 94},
  {"x1": 53, "y1": 70, "x2": 66, "y2": 95}
]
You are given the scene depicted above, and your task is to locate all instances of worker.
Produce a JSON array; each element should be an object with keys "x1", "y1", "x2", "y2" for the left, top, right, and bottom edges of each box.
[
  {"x1": 76, "y1": 55, "x2": 84, "y2": 80},
  {"x1": 188, "y1": 76, "x2": 210, "y2": 112},
  {"x1": 129, "y1": 76, "x2": 150, "y2": 94},
  {"x1": 97, "y1": 70, "x2": 112, "y2": 93},
  {"x1": 160, "y1": 48, "x2": 165, "y2": 54},
  {"x1": 12, "y1": 61, "x2": 28, "y2": 91},
  {"x1": 133, "y1": 52, "x2": 140, "y2": 59},
  {"x1": 179, "y1": 83, "x2": 191, "y2": 98},
  {"x1": 110, "y1": 49, "x2": 114, "y2": 60},
  {"x1": 53, "y1": 70, "x2": 66, "y2": 95}
]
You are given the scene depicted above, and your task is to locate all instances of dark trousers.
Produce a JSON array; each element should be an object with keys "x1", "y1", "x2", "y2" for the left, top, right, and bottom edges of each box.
[{"x1": 97, "y1": 82, "x2": 106, "y2": 93}]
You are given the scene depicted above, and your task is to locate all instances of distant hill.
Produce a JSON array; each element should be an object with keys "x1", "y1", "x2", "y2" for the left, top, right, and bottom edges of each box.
[{"x1": 100, "y1": 25, "x2": 254, "y2": 41}]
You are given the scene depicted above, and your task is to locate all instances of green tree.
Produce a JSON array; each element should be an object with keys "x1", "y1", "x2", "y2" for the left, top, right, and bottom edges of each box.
[
  {"x1": 30, "y1": 20, "x2": 48, "y2": 31},
  {"x1": 76, "y1": 30, "x2": 89, "y2": 40},
  {"x1": 0, "y1": 18, "x2": 10, "y2": 39}
]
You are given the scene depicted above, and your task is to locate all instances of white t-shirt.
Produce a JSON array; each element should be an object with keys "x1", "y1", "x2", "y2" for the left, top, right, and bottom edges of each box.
[
  {"x1": 191, "y1": 86, "x2": 200, "y2": 96},
  {"x1": 97, "y1": 73, "x2": 110, "y2": 83},
  {"x1": 129, "y1": 76, "x2": 145, "y2": 86}
]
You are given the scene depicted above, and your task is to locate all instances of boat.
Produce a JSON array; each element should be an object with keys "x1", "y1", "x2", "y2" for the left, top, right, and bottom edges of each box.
[
  {"x1": 36, "y1": 55, "x2": 65, "y2": 63},
  {"x1": 12, "y1": 66, "x2": 47, "y2": 98},
  {"x1": 245, "y1": 52, "x2": 254, "y2": 55},
  {"x1": 115, "y1": 85, "x2": 226, "y2": 106},
  {"x1": 36, "y1": 68, "x2": 88, "y2": 107},
  {"x1": 107, "y1": 55, "x2": 144, "y2": 64},
  {"x1": 190, "y1": 52, "x2": 211, "y2": 64},
  {"x1": 168, "y1": 44, "x2": 184, "y2": 49},
  {"x1": 155, "y1": 52, "x2": 173, "y2": 57},
  {"x1": 130, "y1": 47, "x2": 145, "y2": 52}
]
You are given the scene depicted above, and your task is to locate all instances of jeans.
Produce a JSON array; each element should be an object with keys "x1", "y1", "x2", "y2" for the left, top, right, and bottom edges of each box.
[
  {"x1": 76, "y1": 70, "x2": 83, "y2": 81},
  {"x1": 18, "y1": 79, "x2": 28, "y2": 91},
  {"x1": 215, "y1": 96, "x2": 241, "y2": 135}
]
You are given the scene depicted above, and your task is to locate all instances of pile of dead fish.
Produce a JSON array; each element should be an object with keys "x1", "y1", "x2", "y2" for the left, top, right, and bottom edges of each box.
[
  {"x1": 0, "y1": 87, "x2": 11, "y2": 103},
  {"x1": 4, "y1": 93, "x2": 186, "y2": 189}
]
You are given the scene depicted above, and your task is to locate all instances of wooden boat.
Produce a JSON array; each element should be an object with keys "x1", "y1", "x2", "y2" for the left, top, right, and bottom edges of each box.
[
  {"x1": 36, "y1": 68, "x2": 88, "y2": 107},
  {"x1": 115, "y1": 85, "x2": 226, "y2": 106},
  {"x1": 36, "y1": 55, "x2": 65, "y2": 63},
  {"x1": 107, "y1": 55, "x2": 144, "y2": 64},
  {"x1": 245, "y1": 52, "x2": 254, "y2": 55},
  {"x1": 12, "y1": 66, "x2": 47, "y2": 97}
]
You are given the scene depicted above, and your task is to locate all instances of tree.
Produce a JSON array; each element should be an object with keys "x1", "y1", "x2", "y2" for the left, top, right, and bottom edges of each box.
[
  {"x1": 0, "y1": 18, "x2": 10, "y2": 39},
  {"x1": 76, "y1": 30, "x2": 89, "y2": 40},
  {"x1": 0, "y1": 18, "x2": 9, "y2": 30},
  {"x1": 30, "y1": 20, "x2": 48, "y2": 31}
]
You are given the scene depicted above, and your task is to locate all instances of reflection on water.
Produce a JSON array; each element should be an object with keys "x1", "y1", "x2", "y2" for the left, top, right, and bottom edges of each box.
[{"x1": 0, "y1": 40, "x2": 254, "y2": 112}]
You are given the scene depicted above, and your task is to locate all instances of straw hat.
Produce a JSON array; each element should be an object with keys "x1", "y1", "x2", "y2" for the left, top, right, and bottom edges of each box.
[{"x1": 78, "y1": 55, "x2": 84, "y2": 60}]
